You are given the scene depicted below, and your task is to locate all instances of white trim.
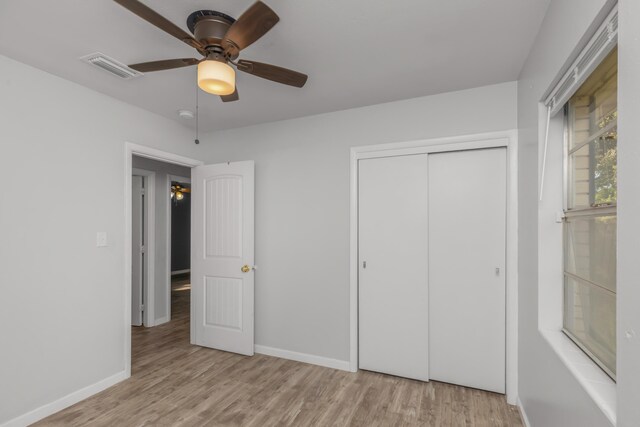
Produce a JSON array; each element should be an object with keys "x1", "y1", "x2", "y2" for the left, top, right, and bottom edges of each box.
[
  {"x1": 349, "y1": 148, "x2": 359, "y2": 373},
  {"x1": 0, "y1": 371, "x2": 127, "y2": 427},
  {"x1": 171, "y1": 269, "x2": 191, "y2": 276},
  {"x1": 254, "y1": 345, "x2": 350, "y2": 372},
  {"x1": 517, "y1": 397, "x2": 532, "y2": 427},
  {"x1": 349, "y1": 130, "x2": 519, "y2": 404},
  {"x1": 124, "y1": 142, "x2": 202, "y2": 378},
  {"x1": 128, "y1": 143, "x2": 203, "y2": 168},
  {"x1": 505, "y1": 131, "x2": 520, "y2": 405},
  {"x1": 132, "y1": 168, "x2": 156, "y2": 327},
  {"x1": 154, "y1": 316, "x2": 170, "y2": 326},
  {"x1": 540, "y1": 330, "x2": 617, "y2": 425},
  {"x1": 167, "y1": 174, "x2": 191, "y2": 324}
]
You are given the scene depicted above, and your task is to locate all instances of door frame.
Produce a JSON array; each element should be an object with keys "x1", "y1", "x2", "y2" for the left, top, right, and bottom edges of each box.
[
  {"x1": 131, "y1": 168, "x2": 156, "y2": 327},
  {"x1": 166, "y1": 174, "x2": 191, "y2": 323},
  {"x1": 124, "y1": 142, "x2": 203, "y2": 378},
  {"x1": 349, "y1": 130, "x2": 519, "y2": 404}
]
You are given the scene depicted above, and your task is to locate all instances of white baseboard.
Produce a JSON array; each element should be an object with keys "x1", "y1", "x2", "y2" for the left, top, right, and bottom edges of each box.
[
  {"x1": 171, "y1": 269, "x2": 190, "y2": 276},
  {"x1": 254, "y1": 345, "x2": 350, "y2": 372},
  {"x1": 1, "y1": 371, "x2": 127, "y2": 427},
  {"x1": 517, "y1": 397, "x2": 531, "y2": 427},
  {"x1": 154, "y1": 316, "x2": 169, "y2": 326}
]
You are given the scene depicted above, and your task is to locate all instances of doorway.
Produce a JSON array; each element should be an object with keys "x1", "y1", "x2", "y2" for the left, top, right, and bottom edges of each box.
[
  {"x1": 124, "y1": 143, "x2": 256, "y2": 378},
  {"x1": 129, "y1": 165, "x2": 192, "y2": 378},
  {"x1": 130, "y1": 157, "x2": 192, "y2": 331},
  {"x1": 124, "y1": 144, "x2": 203, "y2": 377}
]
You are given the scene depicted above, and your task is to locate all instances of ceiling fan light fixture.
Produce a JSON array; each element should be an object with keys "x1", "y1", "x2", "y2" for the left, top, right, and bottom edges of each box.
[
  {"x1": 115, "y1": 0, "x2": 308, "y2": 101},
  {"x1": 197, "y1": 60, "x2": 235, "y2": 95}
]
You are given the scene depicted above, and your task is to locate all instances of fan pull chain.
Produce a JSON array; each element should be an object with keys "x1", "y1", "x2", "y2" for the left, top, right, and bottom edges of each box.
[{"x1": 195, "y1": 80, "x2": 200, "y2": 145}]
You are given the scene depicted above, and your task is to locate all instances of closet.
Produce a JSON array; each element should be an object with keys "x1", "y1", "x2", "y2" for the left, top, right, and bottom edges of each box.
[{"x1": 358, "y1": 147, "x2": 506, "y2": 393}]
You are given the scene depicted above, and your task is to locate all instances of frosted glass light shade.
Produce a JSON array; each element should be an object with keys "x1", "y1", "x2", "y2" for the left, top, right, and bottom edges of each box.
[{"x1": 197, "y1": 60, "x2": 235, "y2": 95}]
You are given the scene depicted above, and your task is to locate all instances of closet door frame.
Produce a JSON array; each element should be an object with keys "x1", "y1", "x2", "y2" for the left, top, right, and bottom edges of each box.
[{"x1": 348, "y1": 130, "x2": 519, "y2": 405}]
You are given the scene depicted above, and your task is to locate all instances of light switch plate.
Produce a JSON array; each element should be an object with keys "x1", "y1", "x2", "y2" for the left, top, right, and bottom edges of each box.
[{"x1": 96, "y1": 232, "x2": 108, "y2": 247}]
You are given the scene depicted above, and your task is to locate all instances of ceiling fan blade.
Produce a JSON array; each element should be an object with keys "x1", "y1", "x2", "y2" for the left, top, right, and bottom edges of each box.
[
  {"x1": 220, "y1": 88, "x2": 239, "y2": 102},
  {"x1": 129, "y1": 58, "x2": 199, "y2": 73},
  {"x1": 113, "y1": 0, "x2": 203, "y2": 50},
  {"x1": 222, "y1": 2, "x2": 279, "y2": 53},
  {"x1": 236, "y1": 60, "x2": 307, "y2": 88}
]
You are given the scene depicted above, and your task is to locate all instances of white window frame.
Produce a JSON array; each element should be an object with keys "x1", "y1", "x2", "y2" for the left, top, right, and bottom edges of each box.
[{"x1": 537, "y1": 4, "x2": 618, "y2": 425}]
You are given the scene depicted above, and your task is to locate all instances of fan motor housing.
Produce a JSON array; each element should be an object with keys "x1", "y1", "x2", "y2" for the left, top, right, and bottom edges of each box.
[{"x1": 187, "y1": 11, "x2": 236, "y2": 53}]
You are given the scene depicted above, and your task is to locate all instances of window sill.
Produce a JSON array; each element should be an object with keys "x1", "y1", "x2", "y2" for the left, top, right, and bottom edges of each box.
[{"x1": 540, "y1": 329, "x2": 616, "y2": 425}]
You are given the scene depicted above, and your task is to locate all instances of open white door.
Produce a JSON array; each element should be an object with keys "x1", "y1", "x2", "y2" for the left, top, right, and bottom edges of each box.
[
  {"x1": 191, "y1": 161, "x2": 255, "y2": 355},
  {"x1": 131, "y1": 175, "x2": 144, "y2": 327}
]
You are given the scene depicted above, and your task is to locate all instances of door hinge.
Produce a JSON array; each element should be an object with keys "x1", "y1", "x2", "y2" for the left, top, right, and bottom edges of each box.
[
  {"x1": 140, "y1": 188, "x2": 146, "y2": 195},
  {"x1": 140, "y1": 304, "x2": 144, "y2": 312},
  {"x1": 140, "y1": 245, "x2": 146, "y2": 253}
]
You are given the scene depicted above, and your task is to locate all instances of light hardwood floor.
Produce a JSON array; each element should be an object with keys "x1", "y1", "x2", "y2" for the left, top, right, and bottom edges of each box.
[{"x1": 36, "y1": 275, "x2": 523, "y2": 426}]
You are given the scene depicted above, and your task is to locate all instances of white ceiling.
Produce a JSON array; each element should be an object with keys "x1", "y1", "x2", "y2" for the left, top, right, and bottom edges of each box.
[{"x1": 0, "y1": 0, "x2": 549, "y2": 132}]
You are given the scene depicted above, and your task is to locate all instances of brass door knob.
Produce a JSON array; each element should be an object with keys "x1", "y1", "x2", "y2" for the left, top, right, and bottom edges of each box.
[{"x1": 241, "y1": 265, "x2": 251, "y2": 273}]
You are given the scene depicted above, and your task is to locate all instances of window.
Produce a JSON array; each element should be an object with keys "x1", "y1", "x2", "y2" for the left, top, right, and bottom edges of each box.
[{"x1": 563, "y1": 47, "x2": 617, "y2": 379}]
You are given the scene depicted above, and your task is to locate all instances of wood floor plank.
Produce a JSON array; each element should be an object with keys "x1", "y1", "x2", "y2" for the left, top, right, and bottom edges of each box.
[{"x1": 34, "y1": 276, "x2": 523, "y2": 427}]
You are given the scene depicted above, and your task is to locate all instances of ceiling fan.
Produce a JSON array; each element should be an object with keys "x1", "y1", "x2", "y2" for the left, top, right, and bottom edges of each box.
[
  {"x1": 113, "y1": 0, "x2": 308, "y2": 102},
  {"x1": 171, "y1": 184, "x2": 190, "y2": 201}
]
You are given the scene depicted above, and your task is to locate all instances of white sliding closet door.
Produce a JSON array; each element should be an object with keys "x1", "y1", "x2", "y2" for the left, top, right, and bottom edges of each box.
[
  {"x1": 358, "y1": 154, "x2": 429, "y2": 381},
  {"x1": 428, "y1": 148, "x2": 506, "y2": 393}
]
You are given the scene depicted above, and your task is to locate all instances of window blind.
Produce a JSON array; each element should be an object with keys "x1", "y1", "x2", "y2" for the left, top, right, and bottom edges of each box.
[{"x1": 544, "y1": 6, "x2": 618, "y2": 116}]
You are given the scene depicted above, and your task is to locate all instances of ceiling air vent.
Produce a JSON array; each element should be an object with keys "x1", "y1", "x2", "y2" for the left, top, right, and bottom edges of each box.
[{"x1": 80, "y1": 52, "x2": 142, "y2": 79}]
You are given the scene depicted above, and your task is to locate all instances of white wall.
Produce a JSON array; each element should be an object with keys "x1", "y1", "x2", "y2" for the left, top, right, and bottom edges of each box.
[
  {"x1": 515, "y1": 0, "x2": 635, "y2": 426},
  {"x1": 0, "y1": 54, "x2": 204, "y2": 424},
  {"x1": 616, "y1": 0, "x2": 640, "y2": 425},
  {"x1": 132, "y1": 156, "x2": 190, "y2": 325},
  {"x1": 201, "y1": 82, "x2": 517, "y2": 362}
]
